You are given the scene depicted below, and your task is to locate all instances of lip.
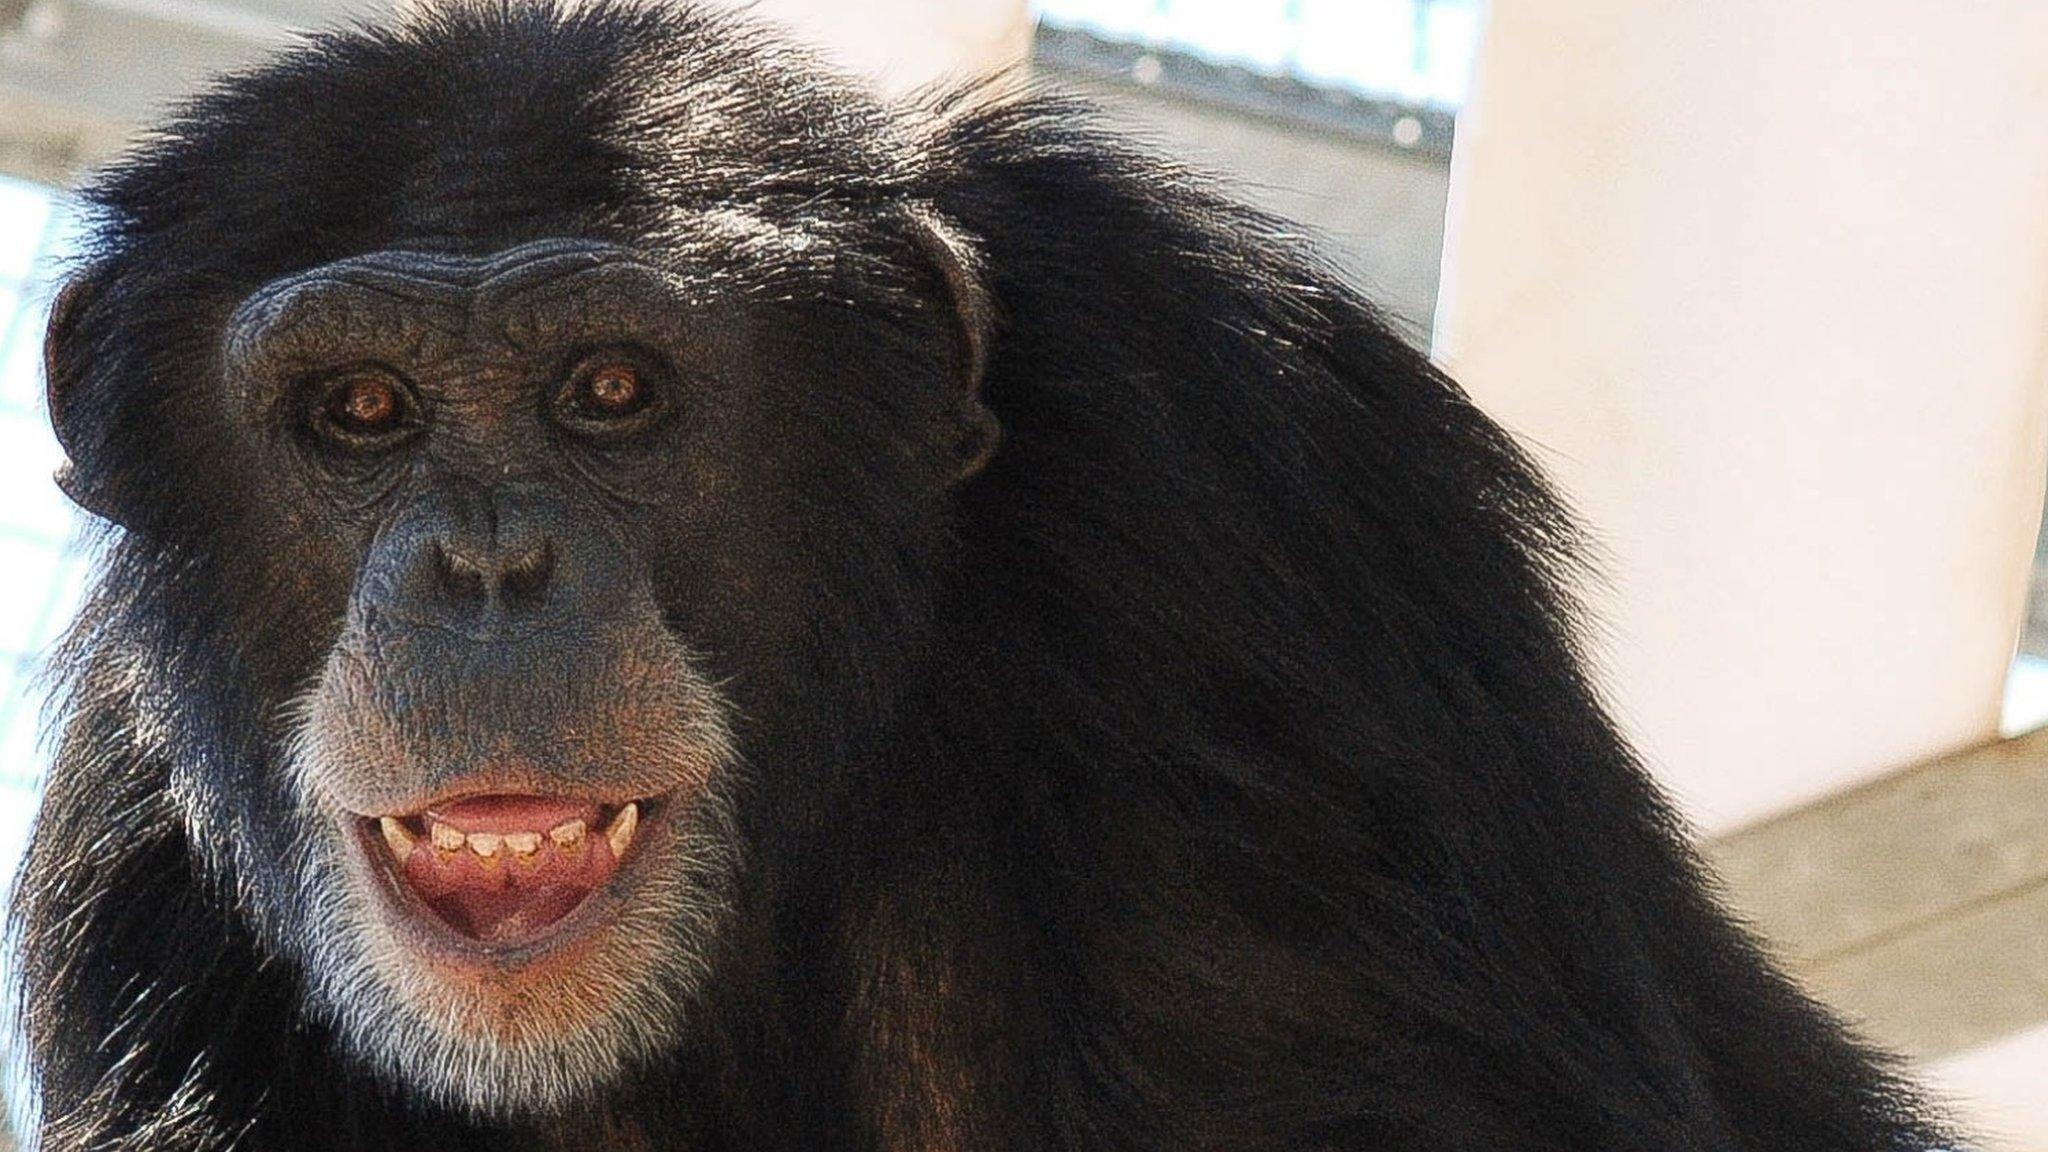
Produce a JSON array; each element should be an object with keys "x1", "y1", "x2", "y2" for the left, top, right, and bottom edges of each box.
[{"x1": 344, "y1": 792, "x2": 673, "y2": 967}]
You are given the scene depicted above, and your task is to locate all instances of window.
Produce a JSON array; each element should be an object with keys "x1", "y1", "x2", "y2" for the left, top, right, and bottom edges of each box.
[
  {"x1": 1032, "y1": 0, "x2": 1485, "y2": 108},
  {"x1": 0, "y1": 176, "x2": 89, "y2": 885}
]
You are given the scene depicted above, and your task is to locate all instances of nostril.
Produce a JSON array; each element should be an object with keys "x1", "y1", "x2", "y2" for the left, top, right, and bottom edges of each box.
[
  {"x1": 432, "y1": 540, "x2": 489, "y2": 605},
  {"x1": 501, "y1": 541, "x2": 555, "y2": 608}
]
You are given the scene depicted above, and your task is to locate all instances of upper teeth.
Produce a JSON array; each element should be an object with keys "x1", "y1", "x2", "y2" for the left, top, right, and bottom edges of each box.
[
  {"x1": 388, "y1": 807, "x2": 639, "y2": 863},
  {"x1": 379, "y1": 816, "x2": 415, "y2": 864},
  {"x1": 607, "y1": 802, "x2": 639, "y2": 860}
]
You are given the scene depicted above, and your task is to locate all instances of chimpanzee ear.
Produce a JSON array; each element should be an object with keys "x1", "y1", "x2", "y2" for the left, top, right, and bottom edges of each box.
[
  {"x1": 903, "y1": 205, "x2": 1001, "y2": 482},
  {"x1": 44, "y1": 267, "x2": 128, "y2": 526}
]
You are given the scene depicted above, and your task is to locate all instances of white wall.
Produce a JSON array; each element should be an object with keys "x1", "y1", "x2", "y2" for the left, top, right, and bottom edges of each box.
[
  {"x1": 1437, "y1": 0, "x2": 2048, "y2": 835},
  {"x1": 721, "y1": 0, "x2": 1030, "y2": 94},
  {"x1": 1929, "y1": 1023, "x2": 2048, "y2": 1152}
]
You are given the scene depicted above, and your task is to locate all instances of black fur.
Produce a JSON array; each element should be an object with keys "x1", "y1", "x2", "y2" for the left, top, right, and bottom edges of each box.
[{"x1": 14, "y1": 3, "x2": 1949, "y2": 1149}]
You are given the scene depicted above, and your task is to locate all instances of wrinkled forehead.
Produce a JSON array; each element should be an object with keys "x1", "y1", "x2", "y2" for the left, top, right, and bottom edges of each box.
[
  {"x1": 221, "y1": 239, "x2": 676, "y2": 382},
  {"x1": 219, "y1": 213, "x2": 848, "y2": 385},
  {"x1": 229, "y1": 238, "x2": 672, "y2": 332}
]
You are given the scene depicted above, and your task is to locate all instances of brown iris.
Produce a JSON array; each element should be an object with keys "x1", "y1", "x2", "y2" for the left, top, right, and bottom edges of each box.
[
  {"x1": 556, "y1": 352, "x2": 662, "y2": 434},
  {"x1": 336, "y1": 374, "x2": 401, "y2": 431},
  {"x1": 583, "y1": 363, "x2": 642, "y2": 414},
  {"x1": 316, "y1": 368, "x2": 416, "y2": 447}
]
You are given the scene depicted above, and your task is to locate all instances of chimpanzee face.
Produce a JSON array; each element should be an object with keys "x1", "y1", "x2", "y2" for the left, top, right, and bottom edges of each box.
[
  {"x1": 187, "y1": 229, "x2": 990, "y2": 1114},
  {"x1": 236, "y1": 239, "x2": 740, "y2": 1113}
]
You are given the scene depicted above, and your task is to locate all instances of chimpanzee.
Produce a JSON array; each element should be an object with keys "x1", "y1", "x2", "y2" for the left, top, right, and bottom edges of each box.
[{"x1": 13, "y1": 2, "x2": 1951, "y2": 1149}]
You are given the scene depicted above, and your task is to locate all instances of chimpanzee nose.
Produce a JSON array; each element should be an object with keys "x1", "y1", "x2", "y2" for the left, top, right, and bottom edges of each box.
[
  {"x1": 367, "y1": 482, "x2": 580, "y2": 636},
  {"x1": 429, "y1": 533, "x2": 556, "y2": 614}
]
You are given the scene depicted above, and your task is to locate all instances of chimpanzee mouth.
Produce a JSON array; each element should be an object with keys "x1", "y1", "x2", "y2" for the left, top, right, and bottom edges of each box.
[{"x1": 353, "y1": 793, "x2": 661, "y2": 953}]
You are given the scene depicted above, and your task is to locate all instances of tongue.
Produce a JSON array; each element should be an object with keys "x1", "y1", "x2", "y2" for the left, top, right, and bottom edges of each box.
[{"x1": 401, "y1": 797, "x2": 621, "y2": 944}]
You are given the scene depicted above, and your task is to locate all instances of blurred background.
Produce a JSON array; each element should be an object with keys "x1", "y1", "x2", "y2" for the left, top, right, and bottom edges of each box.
[{"x1": 3, "y1": 0, "x2": 2046, "y2": 1146}]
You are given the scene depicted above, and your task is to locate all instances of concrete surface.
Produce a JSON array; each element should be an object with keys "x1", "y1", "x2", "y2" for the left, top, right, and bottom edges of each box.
[{"x1": 1710, "y1": 727, "x2": 2048, "y2": 1147}]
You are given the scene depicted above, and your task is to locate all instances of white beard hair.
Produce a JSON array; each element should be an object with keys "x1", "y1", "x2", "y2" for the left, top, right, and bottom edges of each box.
[{"x1": 270, "y1": 716, "x2": 743, "y2": 1118}]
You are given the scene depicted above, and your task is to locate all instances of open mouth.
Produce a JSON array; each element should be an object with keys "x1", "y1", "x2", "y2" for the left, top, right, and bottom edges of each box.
[{"x1": 360, "y1": 794, "x2": 650, "y2": 947}]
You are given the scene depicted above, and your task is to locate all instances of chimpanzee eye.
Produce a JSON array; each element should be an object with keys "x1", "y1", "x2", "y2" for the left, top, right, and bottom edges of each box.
[
  {"x1": 553, "y1": 351, "x2": 665, "y2": 435},
  {"x1": 312, "y1": 367, "x2": 421, "y2": 449},
  {"x1": 584, "y1": 363, "x2": 642, "y2": 413}
]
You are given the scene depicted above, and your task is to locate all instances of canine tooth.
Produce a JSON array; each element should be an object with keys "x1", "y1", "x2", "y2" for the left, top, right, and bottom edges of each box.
[
  {"x1": 504, "y1": 831, "x2": 542, "y2": 856},
  {"x1": 606, "y1": 802, "x2": 639, "y2": 859},
  {"x1": 378, "y1": 817, "x2": 415, "y2": 864},
  {"x1": 467, "y1": 831, "x2": 502, "y2": 858},
  {"x1": 549, "y1": 819, "x2": 587, "y2": 851},
  {"x1": 430, "y1": 822, "x2": 465, "y2": 852}
]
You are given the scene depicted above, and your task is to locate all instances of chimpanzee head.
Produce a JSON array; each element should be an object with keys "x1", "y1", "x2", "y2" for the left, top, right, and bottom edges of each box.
[{"x1": 38, "y1": 2, "x2": 995, "y2": 1116}]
